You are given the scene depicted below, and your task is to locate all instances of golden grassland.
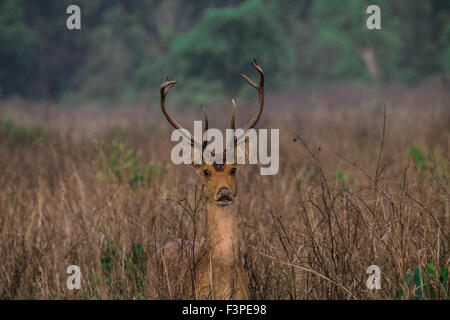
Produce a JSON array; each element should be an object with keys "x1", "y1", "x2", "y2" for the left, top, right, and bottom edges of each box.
[{"x1": 0, "y1": 83, "x2": 448, "y2": 299}]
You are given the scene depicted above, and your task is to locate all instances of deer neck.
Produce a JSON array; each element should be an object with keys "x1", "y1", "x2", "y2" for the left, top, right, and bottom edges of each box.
[{"x1": 205, "y1": 202, "x2": 240, "y2": 268}]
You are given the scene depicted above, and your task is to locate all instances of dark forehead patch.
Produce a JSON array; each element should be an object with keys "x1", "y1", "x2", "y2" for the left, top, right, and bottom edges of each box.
[{"x1": 213, "y1": 163, "x2": 225, "y2": 172}]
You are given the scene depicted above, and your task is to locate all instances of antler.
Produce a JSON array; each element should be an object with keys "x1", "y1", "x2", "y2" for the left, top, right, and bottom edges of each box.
[
  {"x1": 231, "y1": 99, "x2": 236, "y2": 130},
  {"x1": 229, "y1": 59, "x2": 264, "y2": 150},
  {"x1": 160, "y1": 75, "x2": 205, "y2": 148},
  {"x1": 240, "y1": 59, "x2": 264, "y2": 131},
  {"x1": 160, "y1": 59, "x2": 264, "y2": 154},
  {"x1": 202, "y1": 107, "x2": 208, "y2": 150}
]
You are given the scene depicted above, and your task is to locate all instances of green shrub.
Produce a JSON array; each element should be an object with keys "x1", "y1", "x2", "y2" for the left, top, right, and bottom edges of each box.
[
  {"x1": 409, "y1": 146, "x2": 427, "y2": 171},
  {"x1": 399, "y1": 264, "x2": 449, "y2": 300},
  {"x1": 332, "y1": 169, "x2": 354, "y2": 189},
  {"x1": 93, "y1": 139, "x2": 166, "y2": 186},
  {"x1": 0, "y1": 114, "x2": 46, "y2": 144},
  {"x1": 163, "y1": 0, "x2": 294, "y2": 107},
  {"x1": 101, "y1": 241, "x2": 147, "y2": 295}
]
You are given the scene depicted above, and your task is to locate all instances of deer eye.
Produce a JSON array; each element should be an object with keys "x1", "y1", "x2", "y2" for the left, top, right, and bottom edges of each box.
[
  {"x1": 203, "y1": 169, "x2": 210, "y2": 177},
  {"x1": 230, "y1": 167, "x2": 237, "y2": 175}
]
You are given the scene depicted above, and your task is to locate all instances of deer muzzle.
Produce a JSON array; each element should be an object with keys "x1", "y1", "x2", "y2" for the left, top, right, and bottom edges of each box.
[{"x1": 215, "y1": 187, "x2": 233, "y2": 206}]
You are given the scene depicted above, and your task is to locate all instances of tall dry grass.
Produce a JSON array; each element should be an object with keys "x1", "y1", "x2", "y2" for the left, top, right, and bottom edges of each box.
[{"x1": 0, "y1": 83, "x2": 448, "y2": 299}]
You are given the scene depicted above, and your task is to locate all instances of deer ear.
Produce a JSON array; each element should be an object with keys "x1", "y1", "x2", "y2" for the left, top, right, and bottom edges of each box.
[
  {"x1": 191, "y1": 163, "x2": 202, "y2": 170},
  {"x1": 192, "y1": 163, "x2": 208, "y2": 178}
]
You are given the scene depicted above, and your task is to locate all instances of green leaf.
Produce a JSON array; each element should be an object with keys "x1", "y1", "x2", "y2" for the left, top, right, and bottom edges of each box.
[
  {"x1": 425, "y1": 263, "x2": 435, "y2": 275},
  {"x1": 413, "y1": 267, "x2": 421, "y2": 287},
  {"x1": 439, "y1": 267, "x2": 448, "y2": 290},
  {"x1": 405, "y1": 272, "x2": 410, "y2": 286},
  {"x1": 409, "y1": 146, "x2": 426, "y2": 171}
]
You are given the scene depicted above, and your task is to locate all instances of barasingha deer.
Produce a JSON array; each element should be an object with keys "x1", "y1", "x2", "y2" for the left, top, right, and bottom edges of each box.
[{"x1": 159, "y1": 59, "x2": 264, "y2": 300}]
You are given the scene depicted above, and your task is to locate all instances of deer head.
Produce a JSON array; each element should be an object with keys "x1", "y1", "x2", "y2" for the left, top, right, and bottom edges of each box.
[{"x1": 160, "y1": 59, "x2": 264, "y2": 206}]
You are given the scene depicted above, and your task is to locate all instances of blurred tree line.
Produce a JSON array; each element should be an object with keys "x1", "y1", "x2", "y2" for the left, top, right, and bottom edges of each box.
[{"x1": 0, "y1": 0, "x2": 449, "y2": 106}]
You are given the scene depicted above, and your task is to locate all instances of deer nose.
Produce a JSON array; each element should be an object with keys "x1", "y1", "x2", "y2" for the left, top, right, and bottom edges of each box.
[{"x1": 218, "y1": 188, "x2": 231, "y2": 198}]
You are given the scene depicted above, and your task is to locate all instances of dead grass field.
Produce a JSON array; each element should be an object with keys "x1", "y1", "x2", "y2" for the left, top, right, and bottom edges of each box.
[{"x1": 0, "y1": 83, "x2": 449, "y2": 299}]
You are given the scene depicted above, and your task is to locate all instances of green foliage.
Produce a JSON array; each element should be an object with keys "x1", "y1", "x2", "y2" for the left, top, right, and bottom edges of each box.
[
  {"x1": 93, "y1": 139, "x2": 166, "y2": 186},
  {"x1": 399, "y1": 264, "x2": 449, "y2": 300},
  {"x1": 302, "y1": 0, "x2": 439, "y2": 82},
  {"x1": 162, "y1": 0, "x2": 294, "y2": 106},
  {"x1": 70, "y1": 2, "x2": 159, "y2": 106},
  {"x1": 440, "y1": 21, "x2": 450, "y2": 74},
  {"x1": 409, "y1": 146, "x2": 427, "y2": 171},
  {"x1": 100, "y1": 242, "x2": 116, "y2": 284},
  {"x1": 165, "y1": 78, "x2": 226, "y2": 108},
  {"x1": 101, "y1": 241, "x2": 147, "y2": 294},
  {"x1": 333, "y1": 169, "x2": 354, "y2": 189},
  {"x1": 407, "y1": 145, "x2": 449, "y2": 185},
  {"x1": 0, "y1": 1, "x2": 449, "y2": 102},
  {"x1": 0, "y1": 0, "x2": 38, "y2": 97},
  {"x1": 305, "y1": 170, "x2": 316, "y2": 181},
  {"x1": 0, "y1": 113, "x2": 46, "y2": 144}
]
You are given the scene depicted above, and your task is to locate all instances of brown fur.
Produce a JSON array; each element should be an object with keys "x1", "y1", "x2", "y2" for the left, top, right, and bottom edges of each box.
[
  {"x1": 194, "y1": 163, "x2": 248, "y2": 299},
  {"x1": 195, "y1": 201, "x2": 248, "y2": 299},
  {"x1": 159, "y1": 59, "x2": 264, "y2": 299},
  {"x1": 162, "y1": 163, "x2": 249, "y2": 299}
]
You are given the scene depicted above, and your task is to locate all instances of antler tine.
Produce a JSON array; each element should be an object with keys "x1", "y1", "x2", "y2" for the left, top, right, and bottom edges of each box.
[
  {"x1": 241, "y1": 74, "x2": 258, "y2": 89},
  {"x1": 160, "y1": 76, "x2": 201, "y2": 147},
  {"x1": 202, "y1": 107, "x2": 208, "y2": 132},
  {"x1": 202, "y1": 107, "x2": 208, "y2": 150},
  {"x1": 241, "y1": 59, "x2": 264, "y2": 131},
  {"x1": 231, "y1": 99, "x2": 236, "y2": 130}
]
